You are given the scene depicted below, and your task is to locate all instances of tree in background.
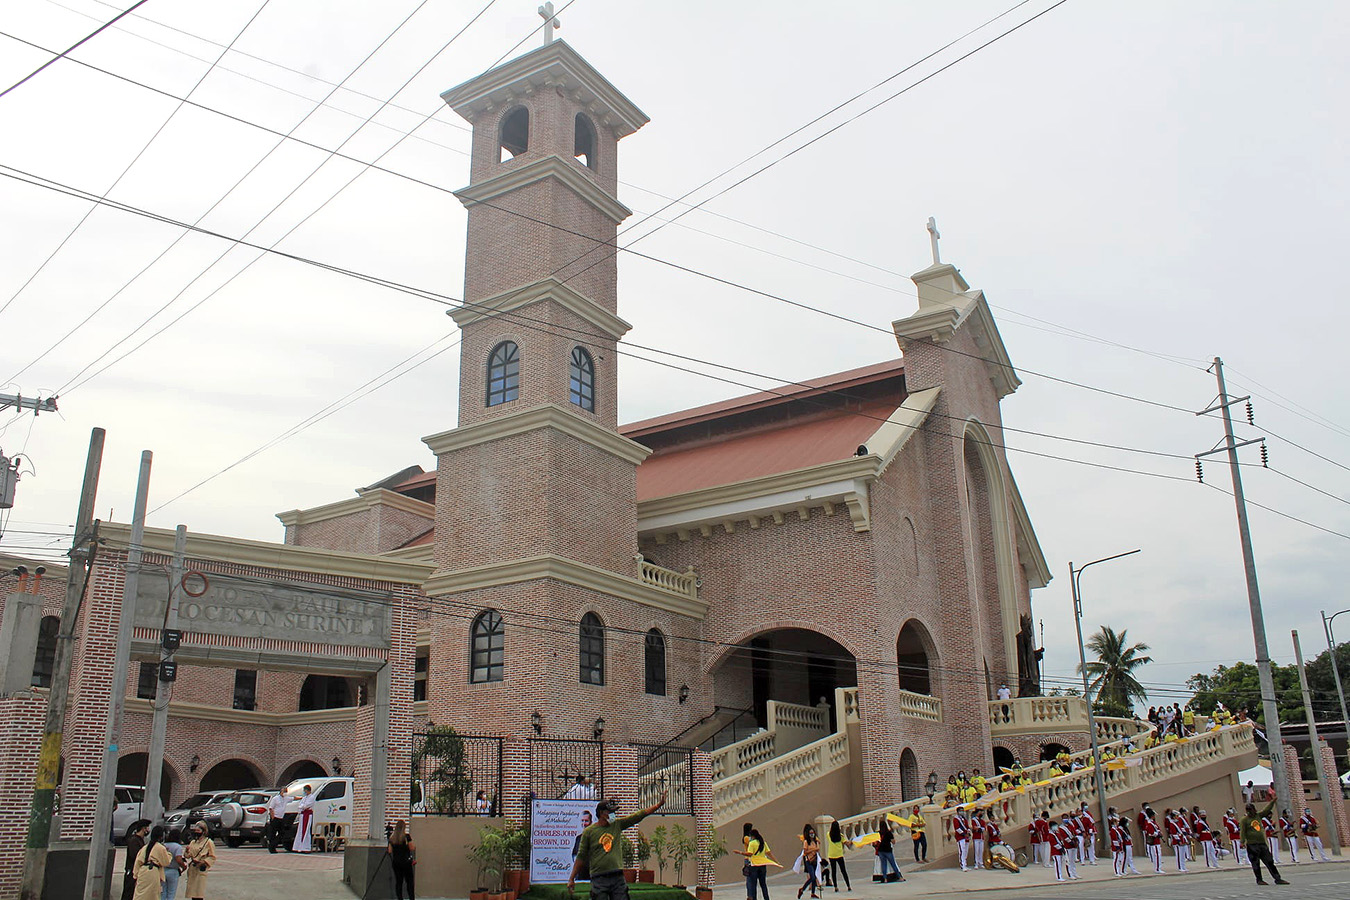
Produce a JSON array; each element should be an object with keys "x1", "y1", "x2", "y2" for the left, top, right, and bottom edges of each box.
[
  {"x1": 1187, "y1": 661, "x2": 1305, "y2": 730},
  {"x1": 1079, "y1": 626, "x2": 1152, "y2": 716}
]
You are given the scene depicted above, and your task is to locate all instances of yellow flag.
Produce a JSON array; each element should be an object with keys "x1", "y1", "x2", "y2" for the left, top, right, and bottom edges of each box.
[
  {"x1": 853, "y1": 832, "x2": 881, "y2": 845},
  {"x1": 887, "y1": 814, "x2": 912, "y2": 827}
]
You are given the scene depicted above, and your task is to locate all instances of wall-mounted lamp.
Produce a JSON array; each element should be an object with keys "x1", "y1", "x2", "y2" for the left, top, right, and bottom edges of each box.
[
  {"x1": 189, "y1": 755, "x2": 200, "y2": 774},
  {"x1": 531, "y1": 710, "x2": 543, "y2": 735},
  {"x1": 924, "y1": 771, "x2": 938, "y2": 799},
  {"x1": 592, "y1": 717, "x2": 605, "y2": 741},
  {"x1": 678, "y1": 685, "x2": 690, "y2": 704},
  {"x1": 332, "y1": 757, "x2": 342, "y2": 775}
]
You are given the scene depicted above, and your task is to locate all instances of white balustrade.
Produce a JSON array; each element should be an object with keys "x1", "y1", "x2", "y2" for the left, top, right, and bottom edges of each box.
[
  {"x1": 637, "y1": 557, "x2": 699, "y2": 601},
  {"x1": 710, "y1": 730, "x2": 776, "y2": 781},
  {"x1": 896, "y1": 689, "x2": 942, "y2": 722},
  {"x1": 712, "y1": 732, "x2": 850, "y2": 825}
]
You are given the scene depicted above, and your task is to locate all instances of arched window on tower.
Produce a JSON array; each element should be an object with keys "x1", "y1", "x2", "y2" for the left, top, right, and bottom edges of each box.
[
  {"x1": 470, "y1": 610, "x2": 504, "y2": 683},
  {"x1": 644, "y1": 628, "x2": 666, "y2": 696},
  {"x1": 569, "y1": 346, "x2": 595, "y2": 411},
  {"x1": 500, "y1": 106, "x2": 529, "y2": 162},
  {"x1": 574, "y1": 113, "x2": 596, "y2": 169},
  {"x1": 486, "y1": 341, "x2": 520, "y2": 407},
  {"x1": 580, "y1": 612, "x2": 605, "y2": 685},
  {"x1": 31, "y1": 615, "x2": 59, "y2": 688}
]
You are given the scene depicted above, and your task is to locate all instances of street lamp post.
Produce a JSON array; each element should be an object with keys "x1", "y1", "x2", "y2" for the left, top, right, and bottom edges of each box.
[
  {"x1": 1320, "y1": 610, "x2": 1350, "y2": 735},
  {"x1": 1070, "y1": 548, "x2": 1141, "y2": 857}
]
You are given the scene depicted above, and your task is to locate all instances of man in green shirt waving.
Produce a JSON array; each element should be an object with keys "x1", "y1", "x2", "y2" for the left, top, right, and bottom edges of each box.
[
  {"x1": 569, "y1": 790, "x2": 667, "y2": 900},
  {"x1": 1240, "y1": 801, "x2": 1288, "y2": 885}
]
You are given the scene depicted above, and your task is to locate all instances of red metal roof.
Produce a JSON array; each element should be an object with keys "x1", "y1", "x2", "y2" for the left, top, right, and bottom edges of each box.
[
  {"x1": 393, "y1": 470, "x2": 436, "y2": 492},
  {"x1": 635, "y1": 400, "x2": 898, "y2": 501},
  {"x1": 621, "y1": 358, "x2": 903, "y2": 438},
  {"x1": 395, "y1": 528, "x2": 435, "y2": 549}
]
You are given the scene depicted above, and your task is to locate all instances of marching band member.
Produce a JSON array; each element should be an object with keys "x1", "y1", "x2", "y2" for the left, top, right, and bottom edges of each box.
[
  {"x1": 1300, "y1": 809, "x2": 1331, "y2": 862},
  {"x1": 1028, "y1": 807, "x2": 1043, "y2": 866},
  {"x1": 1262, "y1": 807, "x2": 1280, "y2": 864},
  {"x1": 952, "y1": 808, "x2": 971, "y2": 872},
  {"x1": 984, "y1": 816, "x2": 1001, "y2": 869},
  {"x1": 1119, "y1": 814, "x2": 1140, "y2": 874},
  {"x1": 1078, "y1": 803, "x2": 1097, "y2": 865},
  {"x1": 1195, "y1": 809, "x2": 1218, "y2": 868},
  {"x1": 1142, "y1": 809, "x2": 1164, "y2": 873},
  {"x1": 1064, "y1": 809, "x2": 1082, "y2": 868},
  {"x1": 1223, "y1": 808, "x2": 1246, "y2": 864},
  {"x1": 1058, "y1": 817, "x2": 1081, "y2": 880},
  {"x1": 1165, "y1": 810, "x2": 1188, "y2": 872},
  {"x1": 1038, "y1": 812, "x2": 1054, "y2": 867},
  {"x1": 1280, "y1": 810, "x2": 1299, "y2": 864},
  {"x1": 970, "y1": 810, "x2": 986, "y2": 870},
  {"x1": 1109, "y1": 815, "x2": 1126, "y2": 877}
]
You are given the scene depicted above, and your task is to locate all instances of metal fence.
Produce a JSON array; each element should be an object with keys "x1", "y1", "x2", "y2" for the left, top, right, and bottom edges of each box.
[
  {"x1": 411, "y1": 731, "x2": 502, "y2": 816},
  {"x1": 529, "y1": 737, "x2": 603, "y2": 801},
  {"x1": 633, "y1": 743, "x2": 693, "y2": 814}
]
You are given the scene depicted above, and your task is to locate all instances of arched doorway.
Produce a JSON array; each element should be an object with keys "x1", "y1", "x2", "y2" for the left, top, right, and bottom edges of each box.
[
  {"x1": 992, "y1": 746, "x2": 1015, "y2": 773},
  {"x1": 116, "y1": 753, "x2": 173, "y2": 808},
  {"x1": 199, "y1": 758, "x2": 263, "y2": 792},
  {"x1": 899, "y1": 748, "x2": 919, "y2": 800},
  {"x1": 1040, "y1": 742, "x2": 1069, "y2": 763},
  {"x1": 963, "y1": 422, "x2": 1019, "y2": 685},
  {"x1": 896, "y1": 620, "x2": 937, "y2": 696},
  {"x1": 279, "y1": 759, "x2": 328, "y2": 786},
  {"x1": 714, "y1": 628, "x2": 857, "y2": 728}
]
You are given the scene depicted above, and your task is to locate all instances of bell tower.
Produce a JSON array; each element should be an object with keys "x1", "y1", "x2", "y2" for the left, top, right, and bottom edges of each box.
[{"x1": 424, "y1": 41, "x2": 651, "y2": 575}]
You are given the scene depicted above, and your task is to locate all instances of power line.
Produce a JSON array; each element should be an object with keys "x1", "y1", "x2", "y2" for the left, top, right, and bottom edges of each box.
[
  {"x1": 0, "y1": 0, "x2": 150, "y2": 99},
  {"x1": 1204, "y1": 482, "x2": 1350, "y2": 544},
  {"x1": 0, "y1": 0, "x2": 276, "y2": 333},
  {"x1": 1266, "y1": 467, "x2": 1350, "y2": 510}
]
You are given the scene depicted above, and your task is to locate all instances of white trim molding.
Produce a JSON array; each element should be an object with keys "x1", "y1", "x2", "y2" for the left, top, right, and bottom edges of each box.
[
  {"x1": 454, "y1": 154, "x2": 632, "y2": 224},
  {"x1": 423, "y1": 403, "x2": 652, "y2": 466},
  {"x1": 450, "y1": 277, "x2": 631, "y2": 340},
  {"x1": 276, "y1": 488, "x2": 434, "y2": 529}
]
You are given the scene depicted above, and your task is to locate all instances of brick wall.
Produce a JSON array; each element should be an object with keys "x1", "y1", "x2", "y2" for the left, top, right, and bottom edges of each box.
[{"x1": 0, "y1": 696, "x2": 46, "y2": 898}]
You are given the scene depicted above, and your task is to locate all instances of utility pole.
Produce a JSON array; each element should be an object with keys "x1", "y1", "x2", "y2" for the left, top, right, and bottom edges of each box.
[
  {"x1": 0, "y1": 393, "x2": 57, "y2": 414},
  {"x1": 20, "y1": 427, "x2": 103, "y2": 900},
  {"x1": 143, "y1": 525, "x2": 185, "y2": 822},
  {"x1": 1195, "y1": 356, "x2": 1290, "y2": 816},
  {"x1": 1292, "y1": 629, "x2": 1342, "y2": 856},
  {"x1": 1319, "y1": 610, "x2": 1350, "y2": 738},
  {"x1": 84, "y1": 450, "x2": 151, "y2": 900}
]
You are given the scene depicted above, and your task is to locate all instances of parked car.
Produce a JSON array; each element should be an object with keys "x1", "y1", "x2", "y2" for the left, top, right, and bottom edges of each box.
[
  {"x1": 110, "y1": 785, "x2": 144, "y2": 843},
  {"x1": 199, "y1": 789, "x2": 278, "y2": 847},
  {"x1": 278, "y1": 776, "x2": 354, "y2": 844},
  {"x1": 160, "y1": 790, "x2": 234, "y2": 835}
]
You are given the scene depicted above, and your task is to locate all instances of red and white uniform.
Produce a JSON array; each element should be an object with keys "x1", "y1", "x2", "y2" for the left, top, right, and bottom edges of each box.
[
  {"x1": 986, "y1": 820, "x2": 1001, "y2": 845},
  {"x1": 952, "y1": 815, "x2": 970, "y2": 871},
  {"x1": 1120, "y1": 821, "x2": 1140, "y2": 873},
  {"x1": 1035, "y1": 818, "x2": 1052, "y2": 867},
  {"x1": 1262, "y1": 816, "x2": 1280, "y2": 864},
  {"x1": 1300, "y1": 812, "x2": 1330, "y2": 862},
  {"x1": 1142, "y1": 817, "x2": 1163, "y2": 873},
  {"x1": 1223, "y1": 814, "x2": 1245, "y2": 864},
  {"x1": 1050, "y1": 824, "x2": 1078, "y2": 881},
  {"x1": 1165, "y1": 816, "x2": 1188, "y2": 871},
  {"x1": 1280, "y1": 816, "x2": 1299, "y2": 864},
  {"x1": 1079, "y1": 810, "x2": 1097, "y2": 864},
  {"x1": 1109, "y1": 824, "x2": 1126, "y2": 876},
  {"x1": 971, "y1": 814, "x2": 987, "y2": 868},
  {"x1": 1195, "y1": 815, "x2": 1217, "y2": 868}
]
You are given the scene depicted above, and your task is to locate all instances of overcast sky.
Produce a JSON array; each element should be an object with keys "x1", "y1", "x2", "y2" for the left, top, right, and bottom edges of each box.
[{"x1": 2, "y1": 0, "x2": 1348, "y2": 709}]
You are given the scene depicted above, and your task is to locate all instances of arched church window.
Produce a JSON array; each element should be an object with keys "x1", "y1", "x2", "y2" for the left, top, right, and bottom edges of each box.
[
  {"x1": 471, "y1": 610, "x2": 504, "y2": 683},
  {"x1": 569, "y1": 346, "x2": 595, "y2": 411},
  {"x1": 31, "y1": 615, "x2": 59, "y2": 688},
  {"x1": 486, "y1": 341, "x2": 520, "y2": 407},
  {"x1": 500, "y1": 106, "x2": 529, "y2": 162},
  {"x1": 299, "y1": 675, "x2": 351, "y2": 711},
  {"x1": 580, "y1": 612, "x2": 605, "y2": 685},
  {"x1": 574, "y1": 113, "x2": 596, "y2": 169},
  {"x1": 644, "y1": 628, "x2": 666, "y2": 696}
]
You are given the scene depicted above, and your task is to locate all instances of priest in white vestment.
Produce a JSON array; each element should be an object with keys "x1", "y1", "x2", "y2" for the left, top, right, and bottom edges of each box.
[{"x1": 292, "y1": 785, "x2": 316, "y2": 853}]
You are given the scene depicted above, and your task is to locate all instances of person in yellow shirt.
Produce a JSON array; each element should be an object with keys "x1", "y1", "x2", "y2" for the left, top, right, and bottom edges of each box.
[
  {"x1": 1048, "y1": 763, "x2": 1065, "y2": 778},
  {"x1": 971, "y1": 769, "x2": 988, "y2": 796},
  {"x1": 825, "y1": 821, "x2": 853, "y2": 892},
  {"x1": 1182, "y1": 706, "x2": 1196, "y2": 734},
  {"x1": 908, "y1": 806, "x2": 927, "y2": 864},
  {"x1": 739, "y1": 826, "x2": 777, "y2": 900}
]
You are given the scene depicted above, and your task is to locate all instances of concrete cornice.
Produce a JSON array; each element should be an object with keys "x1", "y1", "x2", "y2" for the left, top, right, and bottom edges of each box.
[
  {"x1": 637, "y1": 456, "x2": 880, "y2": 535},
  {"x1": 382, "y1": 544, "x2": 435, "y2": 565},
  {"x1": 423, "y1": 404, "x2": 652, "y2": 466},
  {"x1": 423, "y1": 554, "x2": 707, "y2": 619},
  {"x1": 99, "y1": 523, "x2": 433, "y2": 586},
  {"x1": 276, "y1": 488, "x2": 434, "y2": 529},
  {"x1": 125, "y1": 697, "x2": 359, "y2": 727},
  {"x1": 1007, "y1": 471, "x2": 1052, "y2": 589},
  {"x1": 454, "y1": 155, "x2": 632, "y2": 224},
  {"x1": 866, "y1": 386, "x2": 941, "y2": 477},
  {"x1": 440, "y1": 40, "x2": 649, "y2": 137},
  {"x1": 450, "y1": 277, "x2": 631, "y2": 340}
]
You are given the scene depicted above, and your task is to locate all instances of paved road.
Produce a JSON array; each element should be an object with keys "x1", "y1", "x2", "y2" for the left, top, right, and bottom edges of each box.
[{"x1": 924, "y1": 865, "x2": 1350, "y2": 899}]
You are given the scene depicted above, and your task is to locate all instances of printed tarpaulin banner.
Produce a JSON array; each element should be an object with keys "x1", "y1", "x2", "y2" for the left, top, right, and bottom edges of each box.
[{"x1": 530, "y1": 798, "x2": 598, "y2": 884}]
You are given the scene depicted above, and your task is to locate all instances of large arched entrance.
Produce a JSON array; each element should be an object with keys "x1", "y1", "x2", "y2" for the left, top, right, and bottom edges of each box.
[
  {"x1": 115, "y1": 753, "x2": 174, "y2": 808},
  {"x1": 1040, "y1": 742, "x2": 1069, "y2": 763},
  {"x1": 279, "y1": 759, "x2": 328, "y2": 786},
  {"x1": 992, "y1": 746, "x2": 1015, "y2": 773},
  {"x1": 199, "y1": 758, "x2": 263, "y2": 792},
  {"x1": 715, "y1": 629, "x2": 857, "y2": 728}
]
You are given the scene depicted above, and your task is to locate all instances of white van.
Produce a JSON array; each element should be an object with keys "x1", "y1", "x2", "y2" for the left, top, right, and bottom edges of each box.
[{"x1": 280, "y1": 776, "x2": 354, "y2": 841}]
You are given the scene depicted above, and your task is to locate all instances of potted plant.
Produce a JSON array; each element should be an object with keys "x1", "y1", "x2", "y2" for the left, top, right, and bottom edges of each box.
[
  {"x1": 622, "y1": 836, "x2": 639, "y2": 883},
  {"x1": 467, "y1": 829, "x2": 494, "y2": 900},
  {"x1": 475, "y1": 825, "x2": 508, "y2": 900},
  {"x1": 636, "y1": 831, "x2": 655, "y2": 882},
  {"x1": 695, "y1": 825, "x2": 727, "y2": 900},
  {"x1": 650, "y1": 825, "x2": 669, "y2": 884},
  {"x1": 669, "y1": 824, "x2": 694, "y2": 888},
  {"x1": 501, "y1": 822, "x2": 531, "y2": 897}
]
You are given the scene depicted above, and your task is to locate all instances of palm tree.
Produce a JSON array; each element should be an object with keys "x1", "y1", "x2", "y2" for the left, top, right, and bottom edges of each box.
[{"x1": 1079, "y1": 626, "x2": 1152, "y2": 717}]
